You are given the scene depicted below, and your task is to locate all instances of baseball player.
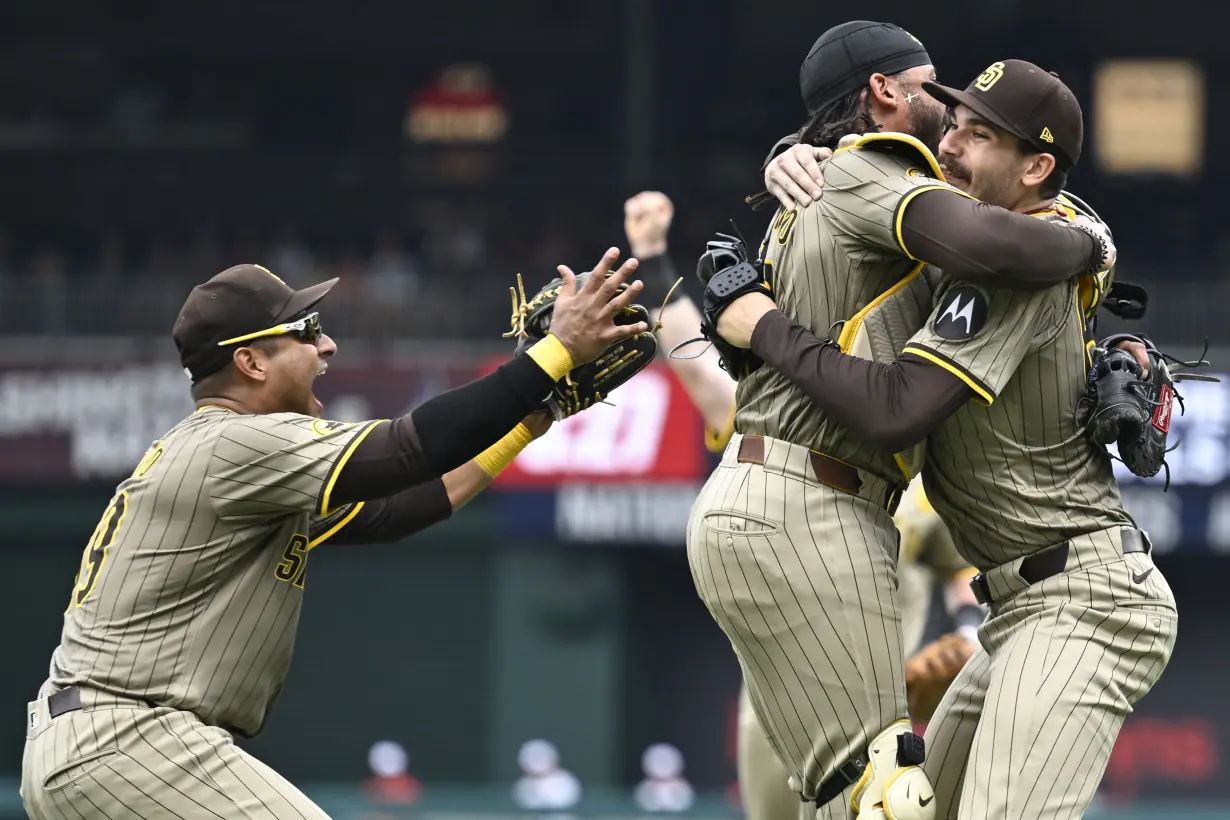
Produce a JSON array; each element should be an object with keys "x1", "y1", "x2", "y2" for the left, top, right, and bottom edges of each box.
[
  {"x1": 713, "y1": 61, "x2": 1176, "y2": 820},
  {"x1": 684, "y1": 22, "x2": 1118, "y2": 820},
  {"x1": 21, "y1": 253, "x2": 648, "y2": 820},
  {"x1": 626, "y1": 191, "x2": 981, "y2": 820}
]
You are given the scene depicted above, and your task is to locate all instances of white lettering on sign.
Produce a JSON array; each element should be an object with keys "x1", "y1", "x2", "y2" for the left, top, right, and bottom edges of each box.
[
  {"x1": 555, "y1": 483, "x2": 701, "y2": 545},
  {"x1": 516, "y1": 370, "x2": 671, "y2": 476},
  {"x1": 0, "y1": 365, "x2": 193, "y2": 478}
]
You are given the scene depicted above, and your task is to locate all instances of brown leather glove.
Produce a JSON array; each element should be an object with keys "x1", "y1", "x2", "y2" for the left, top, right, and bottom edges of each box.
[{"x1": 905, "y1": 633, "x2": 977, "y2": 721}]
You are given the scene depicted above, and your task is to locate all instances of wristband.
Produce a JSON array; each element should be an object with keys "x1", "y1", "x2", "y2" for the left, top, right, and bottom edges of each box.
[
  {"x1": 526, "y1": 334, "x2": 575, "y2": 382},
  {"x1": 475, "y1": 423, "x2": 536, "y2": 478},
  {"x1": 1072, "y1": 224, "x2": 1109, "y2": 273}
]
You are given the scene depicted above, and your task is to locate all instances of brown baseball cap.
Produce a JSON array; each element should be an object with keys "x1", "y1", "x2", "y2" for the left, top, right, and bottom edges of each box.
[
  {"x1": 923, "y1": 59, "x2": 1083, "y2": 170},
  {"x1": 172, "y1": 264, "x2": 338, "y2": 382}
]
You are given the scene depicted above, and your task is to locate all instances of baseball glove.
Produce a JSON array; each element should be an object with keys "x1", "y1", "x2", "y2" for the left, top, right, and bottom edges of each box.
[
  {"x1": 1077, "y1": 334, "x2": 1219, "y2": 488},
  {"x1": 503, "y1": 271, "x2": 658, "y2": 421},
  {"x1": 691, "y1": 230, "x2": 773, "y2": 380},
  {"x1": 905, "y1": 633, "x2": 976, "y2": 722}
]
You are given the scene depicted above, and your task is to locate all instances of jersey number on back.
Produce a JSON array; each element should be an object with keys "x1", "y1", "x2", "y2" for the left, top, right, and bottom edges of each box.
[{"x1": 66, "y1": 491, "x2": 129, "y2": 611}]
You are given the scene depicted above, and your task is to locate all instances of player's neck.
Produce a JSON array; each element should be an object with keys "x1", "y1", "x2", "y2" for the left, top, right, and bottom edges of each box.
[
  {"x1": 1013, "y1": 191, "x2": 1056, "y2": 215},
  {"x1": 192, "y1": 396, "x2": 258, "y2": 416}
]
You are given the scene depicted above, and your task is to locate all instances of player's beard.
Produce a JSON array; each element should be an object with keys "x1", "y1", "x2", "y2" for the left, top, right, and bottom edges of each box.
[{"x1": 907, "y1": 96, "x2": 947, "y2": 157}]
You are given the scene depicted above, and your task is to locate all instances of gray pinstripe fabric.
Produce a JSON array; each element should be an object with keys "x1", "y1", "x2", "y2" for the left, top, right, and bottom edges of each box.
[
  {"x1": 735, "y1": 478, "x2": 968, "y2": 820},
  {"x1": 688, "y1": 434, "x2": 906, "y2": 806},
  {"x1": 905, "y1": 274, "x2": 1132, "y2": 567},
  {"x1": 736, "y1": 146, "x2": 951, "y2": 487},
  {"x1": 22, "y1": 692, "x2": 330, "y2": 819},
  {"x1": 700, "y1": 144, "x2": 953, "y2": 812},
  {"x1": 921, "y1": 532, "x2": 1177, "y2": 820},
  {"x1": 45, "y1": 407, "x2": 376, "y2": 738},
  {"x1": 25, "y1": 405, "x2": 377, "y2": 818},
  {"x1": 910, "y1": 260, "x2": 1177, "y2": 818}
]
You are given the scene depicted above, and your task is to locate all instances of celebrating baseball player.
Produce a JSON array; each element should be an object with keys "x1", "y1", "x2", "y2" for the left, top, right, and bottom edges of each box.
[
  {"x1": 21, "y1": 253, "x2": 651, "y2": 819},
  {"x1": 625, "y1": 190, "x2": 982, "y2": 820},
  {"x1": 683, "y1": 22, "x2": 1122, "y2": 820},
  {"x1": 708, "y1": 59, "x2": 1211, "y2": 819}
]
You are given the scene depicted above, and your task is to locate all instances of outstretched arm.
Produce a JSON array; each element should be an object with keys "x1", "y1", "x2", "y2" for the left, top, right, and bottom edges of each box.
[
  {"x1": 310, "y1": 414, "x2": 553, "y2": 547},
  {"x1": 624, "y1": 191, "x2": 738, "y2": 446}
]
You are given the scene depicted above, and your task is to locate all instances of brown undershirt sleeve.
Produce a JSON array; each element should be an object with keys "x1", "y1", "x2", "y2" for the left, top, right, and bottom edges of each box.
[
  {"x1": 750, "y1": 309, "x2": 974, "y2": 451},
  {"x1": 899, "y1": 189, "x2": 1101, "y2": 290}
]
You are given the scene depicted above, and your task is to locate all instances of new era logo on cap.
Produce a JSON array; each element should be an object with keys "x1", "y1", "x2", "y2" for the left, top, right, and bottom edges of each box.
[{"x1": 1040, "y1": 127, "x2": 1055, "y2": 143}]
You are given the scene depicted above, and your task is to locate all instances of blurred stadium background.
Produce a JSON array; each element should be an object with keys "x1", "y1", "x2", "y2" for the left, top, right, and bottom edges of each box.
[{"x1": 1, "y1": 1, "x2": 1227, "y2": 818}]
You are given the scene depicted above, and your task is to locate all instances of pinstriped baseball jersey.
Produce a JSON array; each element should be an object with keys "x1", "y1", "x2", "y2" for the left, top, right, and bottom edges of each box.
[
  {"x1": 735, "y1": 135, "x2": 958, "y2": 484},
  {"x1": 45, "y1": 405, "x2": 382, "y2": 738},
  {"x1": 901, "y1": 211, "x2": 1130, "y2": 569}
]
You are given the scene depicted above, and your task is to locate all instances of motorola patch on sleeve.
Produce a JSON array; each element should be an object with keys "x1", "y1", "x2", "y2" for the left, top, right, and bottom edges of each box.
[{"x1": 933, "y1": 285, "x2": 988, "y2": 341}]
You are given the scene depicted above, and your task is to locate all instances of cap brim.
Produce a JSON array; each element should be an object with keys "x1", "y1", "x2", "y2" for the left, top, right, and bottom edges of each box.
[
  {"x1": 922, "y1": 81, "x2": 1032, "y2": 145},
  {"x1": 277, "y1": 277, "x2": 339, "y2": 321}
]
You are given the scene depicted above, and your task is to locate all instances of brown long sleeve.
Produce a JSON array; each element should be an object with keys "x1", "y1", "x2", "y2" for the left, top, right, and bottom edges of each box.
[
  {"x1": 319, "y1": 481, "x2": 453, "y2": 545},
  {"x1": 750, "y1": 309, "x2": 973, "y2": 451},
  {"x1": 898, "y1": 189, "x2": 1100, "y2": 290},
  {"x1": 327, "y1": 415, "x2": 443, "y2": 507},
  {"x1": 327, "y1": 354, "x2": 554, "y2": 507}
]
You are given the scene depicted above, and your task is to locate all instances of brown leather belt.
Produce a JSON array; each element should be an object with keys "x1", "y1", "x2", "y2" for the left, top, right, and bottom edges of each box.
[{"x1": 737, "y1": 435, "x2": 900, "y2": 512}]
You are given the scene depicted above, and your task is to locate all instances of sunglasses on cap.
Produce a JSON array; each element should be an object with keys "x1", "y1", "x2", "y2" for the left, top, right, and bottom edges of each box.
[{"x1": 216, "y1": 312, "x2": 323, "y2": 348}]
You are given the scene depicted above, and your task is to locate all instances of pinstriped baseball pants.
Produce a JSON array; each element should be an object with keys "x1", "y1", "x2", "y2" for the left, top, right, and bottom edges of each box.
[
  {"x1": 921, "y1": 529, "x2": 1178, "y2": 820},
  {"x1": 736, "y1": 559, "x2": 940, "y2": 820},
  {"x1": 22, "y1": 688, "x2": 329, "y2": 820},
  {"x1": 687, "y1": 433, "x2": 909, "y2": 816}
]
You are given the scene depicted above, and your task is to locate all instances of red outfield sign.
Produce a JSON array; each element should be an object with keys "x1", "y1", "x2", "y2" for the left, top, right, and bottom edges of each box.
[{"x1": 484, "y1": 361, "x2": 709, "y2": 487}]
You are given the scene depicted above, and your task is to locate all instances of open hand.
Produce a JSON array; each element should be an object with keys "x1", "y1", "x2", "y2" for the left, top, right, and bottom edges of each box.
[
  {"x1": 549, "y1": 248, "x2": 649, "y2": 365},
  {"x1": 765, "y1": 143, "x2": 833, "y2": 210}
]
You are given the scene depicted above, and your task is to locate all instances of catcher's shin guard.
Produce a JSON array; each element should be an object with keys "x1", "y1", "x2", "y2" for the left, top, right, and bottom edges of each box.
[{"x1": 850, "y1": 721, "x2": 934, "y2": 820}]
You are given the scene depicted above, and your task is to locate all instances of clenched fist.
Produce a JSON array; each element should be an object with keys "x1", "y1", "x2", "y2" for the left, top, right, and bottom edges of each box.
[{"x1": 623, "y1": 191, "x2": 675, "y2": 259}]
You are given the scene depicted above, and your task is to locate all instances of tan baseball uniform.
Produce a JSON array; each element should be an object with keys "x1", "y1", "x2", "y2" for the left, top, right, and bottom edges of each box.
[
  {"x1": 900, "y1": 212, "x2": 1178, "y2": 819},
  {"x1": 21, "y1": 405, "x2": 382, "y2": 820},
  {"x1": 734, "y1": 478, "x2": 973, "y2": 820},
  {"x1": 688, "y1": 135, "x2": 956, "y2": 814}
]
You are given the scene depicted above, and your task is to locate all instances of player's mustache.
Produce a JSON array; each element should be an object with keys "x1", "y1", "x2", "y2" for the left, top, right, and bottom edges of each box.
[{"x1": 939, "y1": 158, "x2": 969, "y2": 181}]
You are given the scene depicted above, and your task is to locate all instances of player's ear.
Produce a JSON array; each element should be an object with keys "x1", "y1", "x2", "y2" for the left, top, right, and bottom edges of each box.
[
  {"x1": 231, "y1": 345, "x2": 271, "y2": 383},
  {"x1": 866, "y1": 73, "x2": 896, "y2": 109},
  {"x1": 1020, "y1": 151, "x2": 1056, "y2": 190}
]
